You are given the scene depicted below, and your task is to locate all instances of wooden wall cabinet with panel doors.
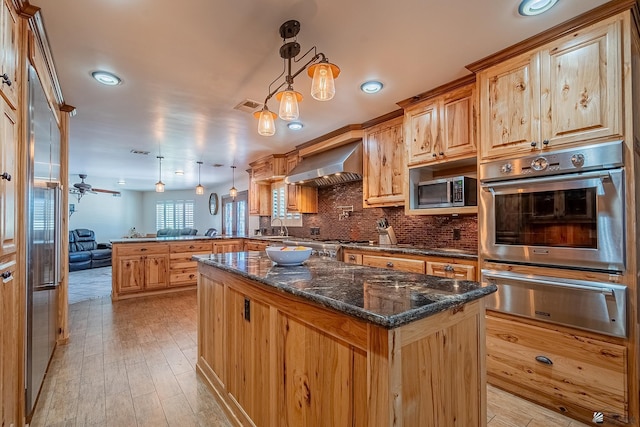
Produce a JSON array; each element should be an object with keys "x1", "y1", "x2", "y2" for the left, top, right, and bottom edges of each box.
[
  {"x1": 1, "y1": 256, "x2": 17, "y2": 427},
  {"x1": 0, "y1": 0, "x2": 19, "y2": 108},
  {"x1": 197, "y1": 262, "x2": 487, "y2": 427},
  {"x1": 474, "y1": 16, "x2": 622, "y2": 161},
  {"x1": 283, "y1": 151, "x2": 318, "y2": 213},
  {"x1": 363, "y1": 115, "x2": 405, "y2": 208},
  {"x1": 249, "y1": 154, "x2": 286, "y2": 183},
  {"x1": 343, "y1": 248, "x2": 477, "y2": 280},
  {"x1": 247, "y1": 169, "x2": 271, "y2": 216},
  {"x1": 402, "y1": 79, "x2": 477, "y2": 167},
  {"x1": 271, "y1": 180, "x2": 317, "y2": 216}
]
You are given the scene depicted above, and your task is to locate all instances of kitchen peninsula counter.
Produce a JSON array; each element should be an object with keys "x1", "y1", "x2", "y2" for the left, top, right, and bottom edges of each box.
[{"x1": 196, "y1": 251, "x2": 496, "y2": 426}]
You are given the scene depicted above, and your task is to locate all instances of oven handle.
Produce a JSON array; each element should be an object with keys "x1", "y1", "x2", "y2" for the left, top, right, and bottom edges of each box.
[
  {"x1": 483, "y1": 272, "x2": 619, "y2": 296},
  {"x1": 481, "y1": 169, "x2": 612, "y2": 191}
]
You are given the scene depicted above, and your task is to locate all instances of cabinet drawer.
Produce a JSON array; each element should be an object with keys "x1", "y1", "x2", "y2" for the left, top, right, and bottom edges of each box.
[
  {"x1": 343, "y1": 252, "x2": 362, "y2": 265},
  {"x1": 486, "y1": 316, "x2": 627, "y2": 420},
  {"x1": 170, "y1": 270, "x2": 198, "y2": 286},
  {"x1": 362, "y1": 255, "x2": 425, "y2": 273},
  {"x1": 169, "y1": 253, "x2": 199, "y2": 270},
  {"x1": 426, "y1": 261, "x2": 475, "y2": 280},
  {"x1": 170, "y1": 241, "x2": 213, "y2": 253},
  {"x1": 116, "y1": 243, "x2": 169, "y2": 256}
]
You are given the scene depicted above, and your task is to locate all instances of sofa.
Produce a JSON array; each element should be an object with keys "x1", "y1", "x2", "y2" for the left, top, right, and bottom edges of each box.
[
  {"x1": 69, "y1": 229, "x2": 112, "y2": 271},
  {"x1": 156, "y1": 228, "x2": 198, "y2": 237}
]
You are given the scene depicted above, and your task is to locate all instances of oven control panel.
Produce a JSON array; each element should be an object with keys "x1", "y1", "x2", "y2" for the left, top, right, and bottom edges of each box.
[{"x1": 480, "y1": 140, "x2": 624, "y2": 182}]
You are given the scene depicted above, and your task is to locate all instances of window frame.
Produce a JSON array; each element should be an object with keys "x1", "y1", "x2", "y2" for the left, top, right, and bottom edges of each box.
[
  {"x1": 155, "y1": 199, "x2": 195, "y2": 231},
  {"x1": 221, "y1": 190, "x2": 248, "y2": 236}
]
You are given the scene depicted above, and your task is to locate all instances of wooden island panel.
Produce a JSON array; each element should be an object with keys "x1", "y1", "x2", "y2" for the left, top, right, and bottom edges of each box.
[{"x1": 197, "y1": 262, "x2": 487, "y2": 427}]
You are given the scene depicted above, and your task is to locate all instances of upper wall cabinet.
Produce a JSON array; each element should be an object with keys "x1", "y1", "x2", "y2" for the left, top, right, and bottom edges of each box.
[
  {"x1": 0, "y1": 100, "x2": 16, "y2": 257},
  {"x1": 363, "y1": 116, "x2": 405, "y2": 208},
  {"x1": 248, "y1": 169, "x2": 271, "y2": 216},
  {"x1": 404, "y1": 82, "x2": 477, "y2": 167},
  {"x1": 284, "y1": 151, "x2": 317, "y2": 213},
  {"x1": 477, "y1": 16, "x2": 622, "y2": 162},
  {"x1": 249, "y1": 154, "x2": 286, "y2": 183},
  {"x1": 0, "y1": 0, "x2": 19, "y2": 109}
]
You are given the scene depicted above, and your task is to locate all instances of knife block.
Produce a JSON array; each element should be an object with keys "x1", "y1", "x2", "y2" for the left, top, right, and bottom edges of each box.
[{"x1": 378, "y1": 226, "x2": 397, "y2": 245}]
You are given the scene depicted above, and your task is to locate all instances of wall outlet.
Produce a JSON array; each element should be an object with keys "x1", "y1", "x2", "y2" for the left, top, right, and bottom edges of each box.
[
  {"x1": 310, "y1": 227, "x2": 320, "y2": 235},
  {"x1": 453, "y1": 228, "x2": 461, "y2": 240}
]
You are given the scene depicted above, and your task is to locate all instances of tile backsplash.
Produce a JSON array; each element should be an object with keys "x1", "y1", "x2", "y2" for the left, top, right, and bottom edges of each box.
[{"x1": 259, "y1": 181, "x2": 478, "y2": 252}]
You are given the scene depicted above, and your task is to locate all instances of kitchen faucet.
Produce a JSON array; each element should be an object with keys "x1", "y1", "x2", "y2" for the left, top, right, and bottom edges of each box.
[{"x1": 273, "y1": 218, "x2": 288, "y2": 236}]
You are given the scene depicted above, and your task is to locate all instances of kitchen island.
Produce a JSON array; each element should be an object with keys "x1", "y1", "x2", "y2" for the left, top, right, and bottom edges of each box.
[{"x1": 195, "y1": 251, "x2": 497, "y2": 427}]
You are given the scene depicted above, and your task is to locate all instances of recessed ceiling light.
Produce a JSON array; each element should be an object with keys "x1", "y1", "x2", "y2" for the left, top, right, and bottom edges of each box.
[
  {"x1": 91, "y1": 71, "x2": 122, "y2": 86},
  {"x1": 360, "y1": 81, "x2": 383, "y2": 94},
  {"x1": 175, "y1": 170, "x2": 184, "y2": 176},
  {"x1": 117, "y1": 179, "x2": 126, "y2": 185},
  {"x1": 518, "y1": 0, "x2": 558, "y2": 16},
  {"x1": 287, "y1": 122, "x2": 304, "y2": 130}
]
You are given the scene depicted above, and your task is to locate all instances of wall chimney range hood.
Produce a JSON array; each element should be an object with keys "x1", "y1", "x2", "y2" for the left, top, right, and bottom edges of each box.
[{"x1": 285, "y1": 141, "x2": 363, "y2": 187}]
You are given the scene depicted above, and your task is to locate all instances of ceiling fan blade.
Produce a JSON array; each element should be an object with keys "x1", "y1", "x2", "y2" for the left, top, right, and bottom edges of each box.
[{"x1": 93, "y1": 188, "x2": 121, "y2": 195}]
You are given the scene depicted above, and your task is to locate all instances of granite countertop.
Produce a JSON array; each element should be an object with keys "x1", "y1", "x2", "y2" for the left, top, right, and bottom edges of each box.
[
  {"x1": 111, "y1": 235, "x2": 246, "y2": 244},
  {"x1": 195, "y1": 252, "x2": 496, "y2": 329}
]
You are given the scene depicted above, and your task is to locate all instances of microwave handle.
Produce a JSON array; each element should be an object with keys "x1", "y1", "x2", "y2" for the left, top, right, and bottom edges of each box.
[
  {"x1": 481, "y1": 170, "x2": 613, "y2": 191},
  {"x1": 447, "y1": 180, "x2": 453, "y2": 203}
]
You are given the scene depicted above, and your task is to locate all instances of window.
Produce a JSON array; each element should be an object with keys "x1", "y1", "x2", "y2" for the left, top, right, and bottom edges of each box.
[
  {"x1": 156, "y1": 200, "x2": 195, "y2": 230},
  {"x1": 222, "y1": 191, "x2": 248, "y2": 236},
  {"x1": 271, "y1": 184, "x2": 302, "y2": 227}
]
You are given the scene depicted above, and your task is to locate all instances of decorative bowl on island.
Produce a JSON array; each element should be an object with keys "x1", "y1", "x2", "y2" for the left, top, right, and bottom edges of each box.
[{"x1": 265, "y1": 246, "x2": 312, "y2": 266}]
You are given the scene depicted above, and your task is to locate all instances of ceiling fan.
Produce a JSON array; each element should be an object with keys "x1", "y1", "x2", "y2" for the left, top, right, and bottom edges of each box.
[{"x1": 70, "y1": 174, "x2": 121, "y2": 202}]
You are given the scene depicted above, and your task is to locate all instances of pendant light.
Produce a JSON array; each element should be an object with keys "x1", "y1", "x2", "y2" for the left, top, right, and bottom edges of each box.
[
  {"x1": 155, "y1": 155, "x2": 165, "y2": 193},
  {"x1": 195, "y1": 161, "x2": 204, "y2": 195},
  {"x1": 229, "y1": 165, "x2": 237, "y2": 200},
  {"x1": 276, "y1": 86, "x2": 302, "y2": 121},
  {"x1": 254, "y1": 105, "x2": 277, "y2": 136}
]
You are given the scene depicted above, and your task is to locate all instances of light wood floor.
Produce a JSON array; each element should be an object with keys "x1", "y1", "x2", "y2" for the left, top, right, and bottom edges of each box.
[{"x1": 30, "y1": 290, "x2": 590, "y2": 427}]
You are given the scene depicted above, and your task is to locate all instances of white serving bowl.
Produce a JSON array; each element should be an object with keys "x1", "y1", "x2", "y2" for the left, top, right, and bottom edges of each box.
[{"x1": 265, "y1": 246, "x2": 312, "y2": 266}]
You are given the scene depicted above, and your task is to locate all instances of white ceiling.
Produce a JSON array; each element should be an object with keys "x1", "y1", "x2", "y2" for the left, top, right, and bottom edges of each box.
[{"x1": 37, "y1": 0, "x2": 610, "y2": 192}]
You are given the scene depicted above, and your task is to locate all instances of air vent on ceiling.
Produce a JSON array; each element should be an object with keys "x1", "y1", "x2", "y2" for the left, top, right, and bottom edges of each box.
[
  {"x1": 233, "y1": 99, "x2": 262, "y2": 113},
  {"x1": 130, "y1": 149, "x2": 150, "y2": 155}
]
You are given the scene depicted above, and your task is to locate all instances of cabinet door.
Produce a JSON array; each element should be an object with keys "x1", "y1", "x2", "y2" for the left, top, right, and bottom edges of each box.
[
  {"x1": 198, "y1": 274, "x2": 226, "y2": 385},
  {"x1": 0, "y1": 0, "x2": 18, "y2": 108},
  {"x1": 286, "y1": 184, "x2": 318, "y2": 213},
  {"x1": 144, "y1": 254, "x2": 169, "y2": 290},
  {"x1": 362, "y1": 254, "x2": 425, "y2": 274},
  {"x1": 440, "y1": 84, "x2": 477, "y2": 160},
  {"x1": 486, "y1": 315, "x2": 627, "y2": 422},
  {"x1": 406, "y1": 99, "x2": 440, "y2": 165},
  {"x1": 363, "y1": 117, "x2": 405, "y2": 207},
  {"x1": 249, "y1": 172, "x2": 271, "y2": 216},
  {"x1": 277, "y1": 311, "x2": 365, "y2": 427},
  {"x1": 426, "y1": 261, "x2": 475, "y2": 280},
  {"x1": 226, "y1": 288, "x2": 271, "y2": 426},
  {"x1": 116, "y1": 256, "x2": 145, "y2": 294},
  {"x1": 540, "y1": 18, "x2": 622, "y2": 148},
  {"x1": 479, "y1": 51, "x2": 541, "y2": 161},
  {"x1": 1, "y1": 256, "x2": 17, "y2": 427},
  {"x1": 214, "y1": 240, "x2": 243, "y2": 254},
  {"x1": 0, "y1": 100, "x2": 16, "y2": 256}
]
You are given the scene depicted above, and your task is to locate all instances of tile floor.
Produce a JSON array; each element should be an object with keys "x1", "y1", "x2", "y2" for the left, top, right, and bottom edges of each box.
[
  {"x1": 67, "y1": 267, "x2": 113, "y2": 304},
  {"x1": 32, "y1": 270, "x2": 590, "y2": 426}
]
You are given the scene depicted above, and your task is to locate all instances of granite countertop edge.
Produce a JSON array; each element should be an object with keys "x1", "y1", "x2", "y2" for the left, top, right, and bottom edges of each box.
[
  {"x1": 196, "y1": 256, "x2": 496, "y2": 329},
  {"x1": 111, "y1": 235, "x2": 246, "y2": 244}
]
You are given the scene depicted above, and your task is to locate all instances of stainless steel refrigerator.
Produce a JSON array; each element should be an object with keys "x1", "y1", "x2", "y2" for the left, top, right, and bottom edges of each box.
[{"x1": 25, "y1": 64, "x2": 61, "y2": 416}]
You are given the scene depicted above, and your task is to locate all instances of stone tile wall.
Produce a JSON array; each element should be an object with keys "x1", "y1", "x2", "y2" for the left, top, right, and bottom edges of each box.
[{"x1": 259, "y1": 181, "x2": 478, "y2": 252}]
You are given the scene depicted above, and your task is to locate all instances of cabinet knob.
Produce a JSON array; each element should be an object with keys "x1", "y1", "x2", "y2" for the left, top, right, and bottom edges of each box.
[
  {"x1": 0, "y1": 172, "x2": 11, "y2": 181},
  {"x1": 542, "y1": 139, "x2": 549, "y2": 146},
  {"x1": 535, "y1": 355, "x2": 553, "y2": 365},
  {"x1": 432, "y1": 153, "x2": 437, "y2": 157},
  {"x1": 1, "y1": 271, "x2": 11, "y2": 280},
  {"x1": 1, "y1": 73, "x2": 11, "y2": 87},
  {"x1": 349, "y1": 255, "x2": 356, "y2": 261},
  {"x1": 444, "y1": 265, "x2": 454, "y2": 273},
  {"x1": 439, "y1": 152, "x2": 444, "y2": 156},
  {"x1": 530, "y1": 141, "x2": 537, "y2": 147},
  {"x1": 386, "y1": 262, "x2": 394, "y2": 268}
]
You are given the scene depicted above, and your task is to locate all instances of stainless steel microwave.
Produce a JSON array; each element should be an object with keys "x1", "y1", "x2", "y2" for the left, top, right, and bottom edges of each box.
[{"x1": 417, "y1": 176, "x2": 477, "y2": 208}]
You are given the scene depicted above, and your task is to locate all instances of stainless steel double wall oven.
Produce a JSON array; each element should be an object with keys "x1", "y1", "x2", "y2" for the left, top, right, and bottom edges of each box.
[{"x1": 479, "y1": 141, "x2": 627, "y2": 337}]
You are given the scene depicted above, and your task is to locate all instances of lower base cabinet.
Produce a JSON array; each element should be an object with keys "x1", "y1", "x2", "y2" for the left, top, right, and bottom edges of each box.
[
  {"x1": 197, "y1": 263, "x2": 487, "y2": 427},
  {"x1": 1, "y1": 255, "x2": 18, "y2": 427},
  {"x1": 486, "y1": 314, "x2": 628, "y2": 424}
]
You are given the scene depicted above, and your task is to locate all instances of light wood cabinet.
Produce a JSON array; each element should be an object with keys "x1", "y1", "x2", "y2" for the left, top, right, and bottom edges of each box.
[
  {"x1": 213, "y1": 239, "x2": 243, "y2": 254},
  {"x1": 169, "y1": 241, "x2": 213, "y2": 287},
  {"x1": 0, "y1": 99, "x2": 16, "y2": 257},
  {"x1": 363, "y1": 116, "x2": 405, "y2": 208},
  {"x1": 362, "y1": 254, "x2": 425, "y2": 274},
  {"x1": 405, "y1": 83, "x2": 477, "y2": 167},
  {"x1": 426, "y1": 260, "x2": 475, "y2": 280},
  {"x1": 248, "y1": 169, "x2": 271, "y2": 216},
  {"x1": 344, "y1": 249, "x2": 478, "y2": 280},
  {"x1": 0, "y1": 255, "x2": 17, "y2": 427},
  {"x1": 249, "y1": 154, "x2": 286, "y2": 183},
  {"x1": 487, "y1": 315, "x2": 628, "y2": 422},
  {"x1": 244, "y1": 240, "x2": 269, "y2": 252},
  {"x1": 478, "y1": 16, "x2": 622, "y2": 161},
  {"x1": 272, "y1": 180, "x2": 318, "y2": 215},
  {"x1": 0, "y1": 0, "x2": 19, "y2": 109},
  {"x1": 115, "y1": 253, "x2": 169, "y2": 295},
  {"x1": 197, "y1": 262, "x2": 487, "y2": 427}
]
